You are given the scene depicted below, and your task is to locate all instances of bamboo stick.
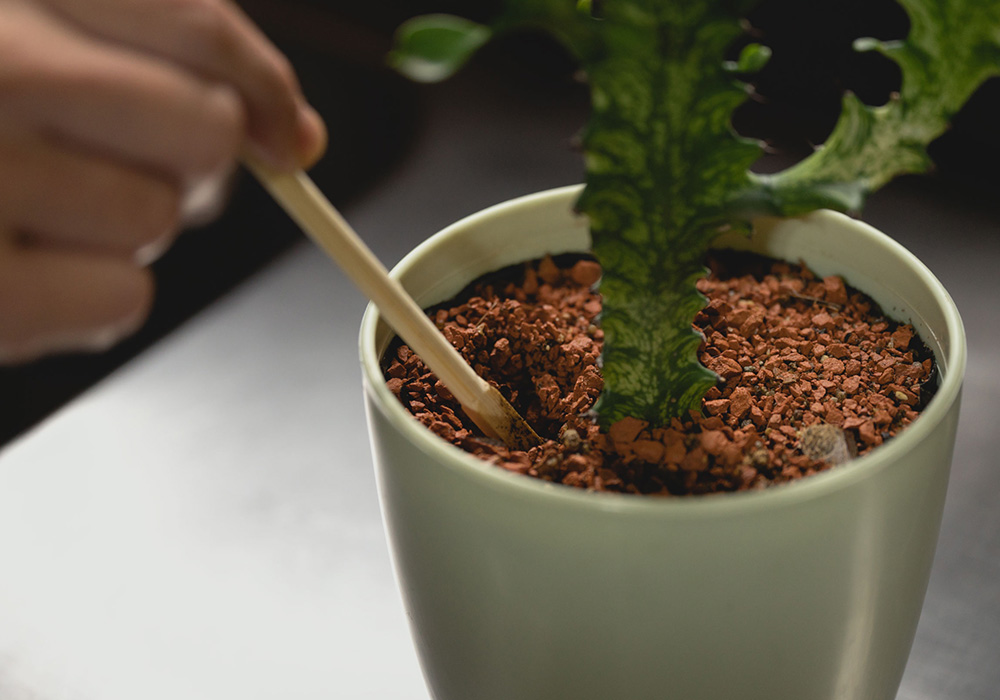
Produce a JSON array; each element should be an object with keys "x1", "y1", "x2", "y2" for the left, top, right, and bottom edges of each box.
[{"x1": 245, "y1": 156, "x2": 541, "y2": 451}]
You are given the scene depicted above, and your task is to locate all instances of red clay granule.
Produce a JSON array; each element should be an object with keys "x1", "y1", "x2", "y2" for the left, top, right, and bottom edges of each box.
[{"x1": 382, "y1": 252, "x2": 936, "y2": 496}]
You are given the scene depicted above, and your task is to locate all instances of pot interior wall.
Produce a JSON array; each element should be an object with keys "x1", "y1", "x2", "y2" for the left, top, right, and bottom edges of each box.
[
  {"x1": 371, "y1": 189, "x2": 592, "y2": 359},
  {"x1": 716, "y1": 213, "x2": 958, "y2": 377},
  {"x1": 373, "y1": 189, "x2": 959, "y2": 386}
]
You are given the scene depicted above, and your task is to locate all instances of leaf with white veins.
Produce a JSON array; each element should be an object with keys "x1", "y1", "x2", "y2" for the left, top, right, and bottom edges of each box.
[{"x1": 732, "y1": 0, "x2": 1000, "y2": 216}]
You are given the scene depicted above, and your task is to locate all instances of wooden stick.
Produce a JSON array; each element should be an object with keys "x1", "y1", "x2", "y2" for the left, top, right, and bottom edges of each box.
[{"x1": 244, "y1": 156, "x2": 541, "y2": 451}]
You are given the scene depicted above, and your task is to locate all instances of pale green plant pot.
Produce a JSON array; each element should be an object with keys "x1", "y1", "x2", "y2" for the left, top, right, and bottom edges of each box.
[{"x1": 359, "y1": 185, "x2": 965, "y2": 700}]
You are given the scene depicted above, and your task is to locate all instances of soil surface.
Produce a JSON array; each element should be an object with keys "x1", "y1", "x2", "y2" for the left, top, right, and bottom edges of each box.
[{"x1": 382, "y1": 252, "x2": 936, "y2": 495}]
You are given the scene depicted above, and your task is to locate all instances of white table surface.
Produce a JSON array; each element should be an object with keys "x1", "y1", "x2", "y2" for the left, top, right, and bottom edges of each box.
[{"x1": 0, "y1": 68, "x2": 997, "y2": 700}]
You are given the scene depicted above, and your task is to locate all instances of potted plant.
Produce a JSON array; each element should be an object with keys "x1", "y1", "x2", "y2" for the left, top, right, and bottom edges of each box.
[{"x1": 358, "y1": 1, "x2": 992, "y2": 698}]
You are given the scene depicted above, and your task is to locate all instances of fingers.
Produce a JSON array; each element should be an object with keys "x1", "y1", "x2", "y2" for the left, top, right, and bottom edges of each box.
[
  {"x1": 0, "y1": 241, "x2": 154, "y2": 362},
  {"x1": 294, "y1": 101, "x2": 328, "y2": 171},
  {"x1": 0, "y1": 4, "x2": 247, "y2": 182},
  {"x1": 0, "y1": 129, "x2": 166, "y2": 359},
  {"x1": 0, "y1": 0, "x2": 329, "y2": 362},
  {"x1": 37, "y1": 0, "x2": 327, "y2": 170},
  {"x1": 0, "y1": 128, "x2": 181, "y2": 259}
]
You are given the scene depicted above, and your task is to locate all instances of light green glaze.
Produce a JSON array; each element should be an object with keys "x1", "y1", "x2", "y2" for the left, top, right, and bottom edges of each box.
[
  {"x1": 360, "y1": 187, "x2": 966, "y2": 700},
  {"x1": 390, "y1": 0, "x2": 997, "y2": 425}
]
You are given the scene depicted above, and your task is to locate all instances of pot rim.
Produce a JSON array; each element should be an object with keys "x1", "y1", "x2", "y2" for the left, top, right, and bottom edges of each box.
[{"x1": 359, "y1": 185, "x2": 967, "y2": 516}]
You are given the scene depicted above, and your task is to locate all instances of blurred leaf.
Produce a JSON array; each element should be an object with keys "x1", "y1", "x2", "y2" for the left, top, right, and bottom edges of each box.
[
  {"x1": 389, "y1": 14, "x2": 492, "y2": 83},
  {"x1": 725, "y1": 42, "x2": 772, "y2": 74}
]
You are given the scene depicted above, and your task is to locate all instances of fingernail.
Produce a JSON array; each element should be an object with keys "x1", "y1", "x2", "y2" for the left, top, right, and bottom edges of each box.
[
  {"x1": 296, "y1": 101, "x2": 327, "y2": 168},
  {"x1": 246, "y1": 139, "x2": 297, "y2": 173},
  {"x1": 133, "y1": 234, "x2": 173, "y2": 267},
  {"x1": 82, "y1": 297, "x2": 152, "y2": 353},
  {"x1": 180, "y1": 169, "x2": 234, "y2": 227}
]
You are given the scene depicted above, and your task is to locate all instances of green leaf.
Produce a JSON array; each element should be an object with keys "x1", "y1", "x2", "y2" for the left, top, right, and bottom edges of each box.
[
  {"x1": 572, "y1": 2, "x2": 762, "y2": 426},
  {"x1": 724, "y1": 42, "x2": 772, "y2": 74},
  {"x1": 576, "y1": 0, "x2": 596, "y2": 18},
  {"x1": 734, "y1": 0, "x2": 1000, "y2": 217},
  {"x1": 389, "y1": 14, "x2": 492, "y2": 83}
]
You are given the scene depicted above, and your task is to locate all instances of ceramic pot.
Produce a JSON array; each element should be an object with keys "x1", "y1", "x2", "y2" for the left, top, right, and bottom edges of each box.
[{"x1": 359, "y1": 185, "x2": 966, "y2": 700}]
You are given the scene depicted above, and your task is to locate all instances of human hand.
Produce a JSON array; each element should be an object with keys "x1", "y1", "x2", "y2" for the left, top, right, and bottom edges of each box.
[{"x1": 0, "y1": 0, "x2": 327, "y2": 362}]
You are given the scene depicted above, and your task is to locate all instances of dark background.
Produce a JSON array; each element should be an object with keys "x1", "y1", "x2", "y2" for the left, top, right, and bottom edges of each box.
[{"x1": 1, "y1": 0, "x2": 996, "y2": 445}]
